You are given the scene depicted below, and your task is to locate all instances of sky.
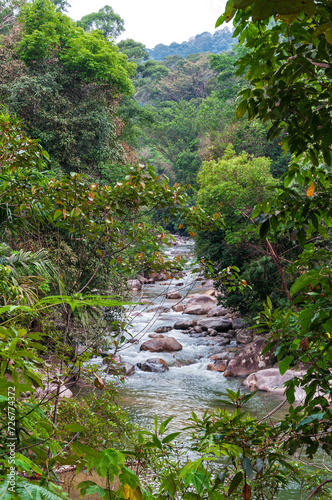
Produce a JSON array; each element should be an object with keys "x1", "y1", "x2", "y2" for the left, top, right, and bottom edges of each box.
[{"x1": 67, "y1": 0, "x2": 228, "y2": 49}]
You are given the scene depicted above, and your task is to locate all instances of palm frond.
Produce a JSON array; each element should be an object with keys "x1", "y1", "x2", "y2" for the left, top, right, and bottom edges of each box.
[
  {"x1": 6, "y1": 249, "x2": 53, "y2": 279},
  {"x1": 11, "y1": 275, "x2": 45, "y2": 306}
]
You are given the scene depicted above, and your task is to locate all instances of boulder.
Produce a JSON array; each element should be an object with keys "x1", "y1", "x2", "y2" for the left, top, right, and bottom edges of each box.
[
  {"x1": 127, "y1": 279, "x2": 142, "y2": 290},
  {"x1": 36, "y1": 383, "x2": 73, "y2": 400},
  {"x1": 184, "y1": 294, "x2": 217, "y2": 315},
  {"x1": 216, "y1": 338, "x2": 230, "y2": 346},
  {"x1": 155, "y1": 326, "x2": 173, "y2": 334},
  {"x1": 236, "y1": 329, "x2": 253, "y2": 344},
  {"x1": 166, "y1": 290, "x2": 182, "y2": 300},
  {"x1": 175, "y1": 282, "x2": 184, "y2": 287},
  {"x1": 140, "y1": 299, "x2": 154, "y2": 305},
  {"x1": 140, "y1": 337, "x2": 183, "y2": 353},
  {"x1": 173, "y1": 319, "x2": 195, "y2": 330},
  {"x1": 207, "y1": 306, "x2": 228, "y2": 317},
  {"x1": 149, "y1": 272, "x2": 168, "y2": 282},
  {"x1": 224, "y1": 339, "x2": 275, "y2": 377},
  {"x1": 232, "y1": 318, "x2": 248, "y2": 330},
  {"x1": 137, "y1": 358, "x2": 169, "y2": 373},
  {"x1": 193, "y1": 326, "x2": 203, "y2": 333},
  {"x1": 207, "y1": 360, "x2": 228, "y2": 372},
  {"x1": 210, "y1": 352, "x2": 229, "y2": 361},
  {"x1": 197, "y1": 318, "x2": 232, "y2": 332},
  {"x1": 220, "y1": 331, "x2": 235, "y2": 339},
  {"x1": 185, "y1": 304, "x2": 210, "y2": 315},
  {"x1": 148, "y1": 333, "x2": 164, "y2": 339},
  {"x1": 242, "y1": 368, "x2": 306, "y2": 401},
  {"x1": 205, "y1": 289, "x2": 216, "y2": 297},
  {"x1": 172, "y1": 304, "x2": 184, "y2": 312},
  {"x1": 147, "y1": 306, "x2": 170, "y2": 314}
]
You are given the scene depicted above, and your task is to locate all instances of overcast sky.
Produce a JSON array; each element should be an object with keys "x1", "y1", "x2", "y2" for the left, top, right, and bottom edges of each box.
[{"x1": 67, "y1": 0, "x2": 228, "y2": 49}]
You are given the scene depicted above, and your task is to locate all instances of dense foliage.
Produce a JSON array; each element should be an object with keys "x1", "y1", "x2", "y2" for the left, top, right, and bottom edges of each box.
[{"x1": 1, "y1": 0, "x2": 332, "y2": 498}]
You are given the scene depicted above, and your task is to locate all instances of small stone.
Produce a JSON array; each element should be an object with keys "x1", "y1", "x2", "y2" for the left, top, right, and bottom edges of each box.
[
  {"x1": 173, "y1": 320, "x2": 194, "y2": 330},
  {"x1": 148, "y1": 333, "x2": 164, "y2": 338},
  {"x1": 207, "y1": 360, "x2": 228, "y2": 372},
  {"x1": 166, "y1": 290, "x2": 182, "y2": 300},
  {"x1": 194, "y1": 326, "x2": 203, "y2": 333},
  {"x1": 210, "y1": 352, "x2": 229, "y2": 361},
  {"x1": 172, "y1": 304, "x2": 184, "y2": 312},
  {"x1": 155, "y1": 326, "x2": 172, "y2": 333},
  {"x1": 216, "y1": 339, "x2": 230, "y2": 346},
  {"x1": 147, "y1": 306, "x2": 170, "y2": 314}
]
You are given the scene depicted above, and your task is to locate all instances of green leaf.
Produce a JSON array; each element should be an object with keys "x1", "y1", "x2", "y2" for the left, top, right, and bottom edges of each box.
[
  {"x1": 243, "y1": 457, "x2": 253, "y2": 479},
  {"x1": 297, "y1": 412, "x2": 325, "y2": 429},
  {"x1": 290, "y1": 271, "x2": 318, "y2": 296},
  {"x1": 159, "y1": 416, "x2": 173, "y2": 435},
  {"x1": 228, "y1": 471, "x2": 243, "y2": 495},
  {"x1": 236, "y1": 100, "x2": 248, "y2": 119},
  {"x1": 63, "y1": 423, "x2": 87, "y2": 433},
  {"x1": 259, "y1": 219, "x2": 270, "y2": 239},
  {"x1": 279, "y1": 355, "x2": 293, "y2": 375},
  {"x1": 162, "y1": 432, "x2": 181, "y2": 443}
]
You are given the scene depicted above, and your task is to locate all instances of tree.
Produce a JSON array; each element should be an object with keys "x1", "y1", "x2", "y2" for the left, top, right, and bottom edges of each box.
[
  {"x1": 0, "y1": 0, "x2": 135, "y2": 176},
  {"x1": 77, "y1": 5, "x2": 124, "y2": 40},
  {"x1": 117, "y1": 38, "x2": 149, "y2": 63},
  {"x1": 0, "y1": 0, "x2": 24, "y2": 35},
  {"x1": 214, "y1": 2, "x2": 332, "y2": 497}
]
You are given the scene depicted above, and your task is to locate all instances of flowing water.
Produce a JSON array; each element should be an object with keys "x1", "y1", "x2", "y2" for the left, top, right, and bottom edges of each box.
[{"x1": 87, "y1": 237, "x2": 316, "y2": 499}]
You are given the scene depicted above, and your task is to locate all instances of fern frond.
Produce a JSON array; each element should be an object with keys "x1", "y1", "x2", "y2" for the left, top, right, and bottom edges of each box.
[{"x1": 0, "y1": 477, "x2": 69, "y2": 500}]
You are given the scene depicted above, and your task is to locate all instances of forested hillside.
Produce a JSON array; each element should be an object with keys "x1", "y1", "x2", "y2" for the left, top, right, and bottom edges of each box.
[
  {"x1": 147, "y1": 27, "x2": 235, "y2": 60},
  {"x1": 1, "y1": 0, "x2": 332, "y2": 499}
]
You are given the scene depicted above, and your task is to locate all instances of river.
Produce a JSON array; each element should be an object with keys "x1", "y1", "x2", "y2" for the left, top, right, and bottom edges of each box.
[
  {"x1": 82, "y1": 236, "x2": 327, "y2": 499},
  {"x1": 105, "y1": 236, "x2": 304, "y2": 500}
]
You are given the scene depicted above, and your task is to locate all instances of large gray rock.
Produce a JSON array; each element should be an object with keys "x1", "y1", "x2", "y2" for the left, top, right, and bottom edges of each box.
[
  {"x1": 140, "y1": 337, "x2": 183, "y2": 353},
  {"x1": 242, "y1": 368, "x2": 306, "y2": 401},
  {"x1": 184, "y1": 294, "x2": 217, "y2": 315},
  {"x1": 232, "y1": 318, "x2": 248, "y2": 330},
  {"x1": 236, "y1": 329, "x2": 253, "y2": 344},
  {"x1": 137, "y1": 358, "x2": 169, "y2": 373},
  {"x1": 173, "y1": 319, "x2": 195, "y2": 330},
  {"x1": 224, "y1": 339, "x2": 275, "y2": 377},
  {"x1": 36, "y1": 383, "x2": 73, "y2": 400},
  {"x1": 197, "y1": 318, "x2": 232, "y2": 332},
  {"x1": 127, "y1": 279, "x2": 142, "y2": 290},
  {"x1": 207, "y1": 306, "x2": 228, "y2": 317},
  {"x1": 185, "y1": 304, "x2": 210, "y2": 315}
]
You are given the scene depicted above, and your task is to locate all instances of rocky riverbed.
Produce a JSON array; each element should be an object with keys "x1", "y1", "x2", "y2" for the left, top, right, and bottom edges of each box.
[{"x1": 87, "y1": 235, "x2": 302, "y2": 431}]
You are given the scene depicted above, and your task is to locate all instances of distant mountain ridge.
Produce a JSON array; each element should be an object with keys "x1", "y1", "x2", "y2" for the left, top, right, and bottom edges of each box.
[{"x1": 147, "y1": 27, "x2": 236, "y2": 60}]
